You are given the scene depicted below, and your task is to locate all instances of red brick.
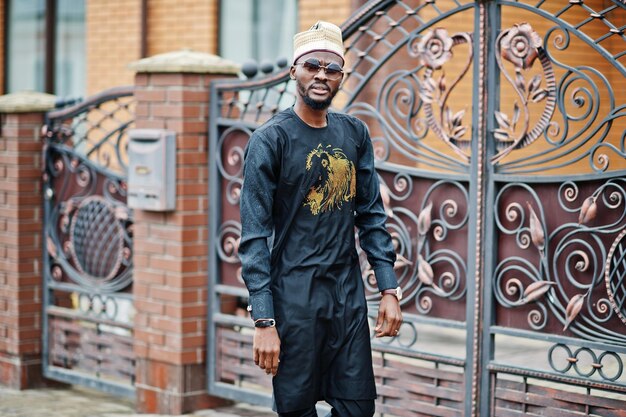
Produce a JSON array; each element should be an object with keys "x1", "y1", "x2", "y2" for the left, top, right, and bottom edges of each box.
[
  {"x1": 170, "y1": 213, "x2": 206, "y2": 227},
  {"x1": 165, "y1": 242, "x2": 207, "y2": 258},
  {"x1": 5, "y1": 140, "x2": 42, "y2": 152},
  {"x1": 0, "y1": 234, "x2": 37, "y2": 246},
  {"x1": 165, "y1": 334, "x2": 205, "y2": 350},
  {"x1": 135, "y1": 328, "x2": 165, "y2": 345},
  {"x1": 133, "y1": 283, "x2": 151, "y2": 298},
  {"x1": 151, "y1": 104, "x2": 182, "y2": 118},
  {"x1": 6, "y1": 221, "x2": 41, "y2": 233},
  {"x1": 134, "y1": 312, "x2": 150, "y2": 328},
  {"x1": 135, "y1": 103, "x2": 150, "y2": 117},
  {"x1": 176, "y1": 183, "x2": 207, "y2": 196},
  {"x1": 134, "y1": 270, "x2": 166, "y2": 286},
  {"x1": 133, "y1": 253, "x2": 150, "y2": 268},
  {"x1": 134, "y1": 298, "x2": 165, "y2": 315},
  {"x1": 149, "y1": 225, "x2": 182, "y2": 240},
  {"x1": 164, "y1": 274, "x2": 206, "y2": 288},
  {"x1": 6, "y1": 167, "x2": 40, "y2": 179},
  {"x1": 176, "y1": 197, "x2": 200, "y2": 211},
  {"x1": 165, "y1": 304, "x2": 206, "y2": 319},
  {"x1": 176, "y1": 152, "x2": 207, "y2": 165},
  {"x1": 6, "y1": 248, "x2": 39, "y2": 260},
  {"x1": 166, "y1": 119, "x2": 206, "y2": 134},
  {"x1": 6, "y1": 193, "x2": 41, "y2": 205},
  {"x1": 135, "y1": 74, "x2": 149, "y2": 86},
  {"x1": 149, "y1": 257, "x2": 182, "y2": 273},
  {"x1": 176, "y1": 136, "x2": 204, "y2": 150},
  {"x1": 135, "y1": 119, "x2": 166, "y2": 130},
  {"x1": 3, "y1": 113, "x2": 46, "y2": 124},
  {"x1": 134, "y1": 342, "x2": 149, "y2": 357},
  {"x1": 167, "y1": 90, "x2": 209, "y2": 102},
  {"x1": 149, "y1": 316, "x2": 180, "y2": 333},
  {"x1": 134, "y1": 89, "x2": 167, "y2": 102},
  {"x1": 135, "y1": 240, "x2": 165, "y2": 255},
  {"x1": 134, "y1": 210, "x2": 167, "y2": 223}
]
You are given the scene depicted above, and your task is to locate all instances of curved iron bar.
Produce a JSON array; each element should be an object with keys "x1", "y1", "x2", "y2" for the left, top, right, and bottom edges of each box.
[
  {"x1": 494, "y1": 2, "x2": 625, "y2": 174},
  {"x1": 44, "y1": 86, "x2": 135, "y2": 176}
]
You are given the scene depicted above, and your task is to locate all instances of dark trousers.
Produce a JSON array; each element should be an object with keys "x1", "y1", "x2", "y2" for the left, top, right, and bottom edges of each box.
[{"x1": 277, "y1": 399, "x2": 375, "y2": 417}]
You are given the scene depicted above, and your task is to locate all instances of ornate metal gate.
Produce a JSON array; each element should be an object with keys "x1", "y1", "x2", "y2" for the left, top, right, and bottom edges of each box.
[
  {"x1": 42, "y1": 87, "x2": 136, "y2": 396},
  {"x1": 207, "y1": 1, "x2": 626, "y2": 415}
]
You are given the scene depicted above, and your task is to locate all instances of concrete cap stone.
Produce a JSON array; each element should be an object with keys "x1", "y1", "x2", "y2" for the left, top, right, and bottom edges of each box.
[
  {"x1": 0, "y1": 91, "x2": 57, "y2": 113},
  {"x1": 129, "y1": 49, "x2": 241, "y2": 75}
]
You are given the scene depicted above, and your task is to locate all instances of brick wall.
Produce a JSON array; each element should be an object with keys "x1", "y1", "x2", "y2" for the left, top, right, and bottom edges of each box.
[
  {"x1": 86, "y1": 0, "x2": 142, "y2": 95},
  {"x1": 130, "y1": 59, "x2": 237, "y2": 413},
  {"x1": 0, "y1": 97, "x2": 53, "y2": 388},
  {"x1": 299, "y1": 0, "x2": 352, "y2": 30},
  {"x1": 146, "y1": 0, "x2": 218, "y2": 56}
]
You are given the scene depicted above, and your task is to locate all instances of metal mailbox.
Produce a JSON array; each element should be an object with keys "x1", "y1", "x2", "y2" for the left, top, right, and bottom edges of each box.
[{"x1": 127, "y1": 129, "x2": 176, "y2": 211}]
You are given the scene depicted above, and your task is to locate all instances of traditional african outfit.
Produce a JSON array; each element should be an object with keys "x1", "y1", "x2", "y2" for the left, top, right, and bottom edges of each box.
[{"x1": 239, "y1": 107, "x2": 398, "y2": 413}]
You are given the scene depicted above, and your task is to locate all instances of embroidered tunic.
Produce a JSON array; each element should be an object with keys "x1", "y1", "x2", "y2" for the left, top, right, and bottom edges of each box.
[{"x1": 238, "y1": 107, "x2": 398, "y2": 412}]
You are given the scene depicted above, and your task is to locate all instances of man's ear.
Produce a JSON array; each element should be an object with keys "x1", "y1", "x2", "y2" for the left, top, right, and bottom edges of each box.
[{"x1": 289, "y1": 66, "x2": 296, "y2": 80}]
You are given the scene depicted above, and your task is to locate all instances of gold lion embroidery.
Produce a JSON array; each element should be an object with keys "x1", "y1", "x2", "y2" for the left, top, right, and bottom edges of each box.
[{"x1": 304, "y1": 144, "x2": 356, "y2": 215}]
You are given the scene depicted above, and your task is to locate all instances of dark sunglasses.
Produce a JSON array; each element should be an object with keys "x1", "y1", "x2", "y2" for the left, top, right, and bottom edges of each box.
[{"x1": 295, "y1": 58, "x2": 344, "y2": 80}]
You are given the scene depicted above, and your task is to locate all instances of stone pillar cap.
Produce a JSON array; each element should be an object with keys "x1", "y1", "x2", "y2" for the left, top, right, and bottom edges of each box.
[
  {"x1": 0, "y1": 91, "x2": 57, "y2": 113},
  {"x1": 129, "y1": 49, "x2": 241, "y2": 75}
]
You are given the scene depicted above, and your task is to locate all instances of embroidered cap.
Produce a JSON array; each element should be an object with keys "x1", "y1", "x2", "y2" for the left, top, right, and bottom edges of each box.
[{"x1": 293, "y1": 21, "x2": 345, "y2": 64}]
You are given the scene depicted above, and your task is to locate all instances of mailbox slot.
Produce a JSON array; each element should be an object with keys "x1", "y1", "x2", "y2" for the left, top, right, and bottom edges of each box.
[{"x1": 128, "y1": 129, "x2": 176, "y2": 211}]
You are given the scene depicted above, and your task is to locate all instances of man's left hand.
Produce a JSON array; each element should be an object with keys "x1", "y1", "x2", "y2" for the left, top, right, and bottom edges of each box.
[{"x1": 375, "y1": 294, "x2": 403, "y2": 337}]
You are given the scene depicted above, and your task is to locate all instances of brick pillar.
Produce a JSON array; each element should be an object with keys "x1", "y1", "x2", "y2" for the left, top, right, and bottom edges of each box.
[
  {"x1": 129, "y1": 50, "x2": 239, "y2": 414},
  {"x1": 0, "y1": 92, "x2": 56, "y2": 388}
]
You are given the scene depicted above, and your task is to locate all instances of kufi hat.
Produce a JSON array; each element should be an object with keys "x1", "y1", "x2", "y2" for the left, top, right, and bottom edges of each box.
[{"x1": 293, "y1": 21, "x2": 345, "y2": 64}]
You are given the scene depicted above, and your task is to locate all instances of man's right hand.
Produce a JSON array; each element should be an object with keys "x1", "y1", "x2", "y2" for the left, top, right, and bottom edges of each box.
[{"x1": 253, "y1": 326, "x2": 281, "y2": 376}]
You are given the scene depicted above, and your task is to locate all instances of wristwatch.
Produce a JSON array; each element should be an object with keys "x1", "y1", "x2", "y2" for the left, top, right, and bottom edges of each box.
[
  {"x1": 381, "y1": 286, "x2": 403, "y2": 301},
  {"x1": 254, "y1": 318, "x2": 276, "y2": 328}
]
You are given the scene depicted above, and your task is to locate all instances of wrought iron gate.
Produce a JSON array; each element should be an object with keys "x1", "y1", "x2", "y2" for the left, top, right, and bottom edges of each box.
[
  {"x1": 208, "y1": 1, "x2": 626, "y2": 415},
  {"x1": 42, "y1": 87, "x2": 136, "y2": 396}
]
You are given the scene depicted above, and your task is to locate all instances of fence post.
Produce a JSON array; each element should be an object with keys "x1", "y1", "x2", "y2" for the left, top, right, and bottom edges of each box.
[
  {"x1": 129, "y1": 50, "x2": 239, "y2": 414},
  {"x1": 0, "y1": 92, "x2": 56, "y2": 389}
]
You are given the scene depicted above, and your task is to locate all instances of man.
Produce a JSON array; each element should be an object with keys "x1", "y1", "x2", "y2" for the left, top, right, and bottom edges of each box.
[{"x1": 238, "y1": 21, "x2": 403, "y2": 417}]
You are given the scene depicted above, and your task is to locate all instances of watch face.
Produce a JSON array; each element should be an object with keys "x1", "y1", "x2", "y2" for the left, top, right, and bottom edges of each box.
[{"x1": 396, "y1": 287, "x2": 403, "y2": 301}]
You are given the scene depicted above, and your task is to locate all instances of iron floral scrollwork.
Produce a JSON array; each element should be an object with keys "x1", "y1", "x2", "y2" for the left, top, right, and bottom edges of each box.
[
  {"x1": 494, "y1": 179, "x2": 626, "y2": 343},
  {"x1": 412, "y1": 28, "x2": 473, "y2": 162},
  {"x1": 362, "y1": 175, "x2": 468, "y2": 322},
  {"x1": 492, "y1": 23, "x2": 556, "y2": 163}
]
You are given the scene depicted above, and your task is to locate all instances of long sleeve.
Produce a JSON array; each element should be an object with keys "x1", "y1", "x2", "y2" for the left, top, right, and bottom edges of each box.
[
  {"x1": 238, "y1": 131, "x2": 278, "y2": 320},
  {"x1": 354, "y1": 123, "x2": 398, "y2": 292}
]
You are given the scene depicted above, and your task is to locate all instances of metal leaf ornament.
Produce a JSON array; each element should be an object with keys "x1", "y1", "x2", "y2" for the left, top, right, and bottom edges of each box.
[
  {"x1": 379, "y1": 180, "x2": 394, "y2": 218},
  {"x1": 527, "y1": 202, "x2": 545, "y2": 251},
  {"x1": 522, "y1": 280, "x2": 555, "y2": 304},
  {"x1": 417, "y1": 201, "x2": 433, "y2": 236},
  {"x1": 417, "y1": 254, "x2": 434, "y2": 286},
  {"x1": 578, "y1": 197, "x2": 597, "y2": 225},
  {"x1": 563, "y1": 293, "x2": 586, "y2": 331},
  {"x1": 394, "y1": 253, "x2": 413, "y2": 270}
]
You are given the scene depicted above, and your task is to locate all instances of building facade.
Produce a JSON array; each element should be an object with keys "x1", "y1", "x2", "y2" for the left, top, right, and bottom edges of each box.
[{"x1": 1, "y1": 0, "x2": 363, "y2": 97}]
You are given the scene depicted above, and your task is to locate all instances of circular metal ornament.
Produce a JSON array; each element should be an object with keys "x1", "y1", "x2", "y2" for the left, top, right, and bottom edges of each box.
[
  {"x1": 605, "y1": 228, "x2": 626, "y2": 326},
  {"x1": 69, "y1": 196, "x2": 125, "y2": 282}
]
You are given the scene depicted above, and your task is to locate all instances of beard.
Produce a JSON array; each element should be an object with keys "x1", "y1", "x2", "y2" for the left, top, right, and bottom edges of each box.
[{"x1": 297, "y1": 79, "x2": 338, "y2": 110}]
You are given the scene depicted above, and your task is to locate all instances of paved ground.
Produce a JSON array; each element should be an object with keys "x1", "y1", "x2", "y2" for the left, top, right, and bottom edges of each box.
[{"x1": 0, "y1": 385, "x2": 276, "y2": 417}]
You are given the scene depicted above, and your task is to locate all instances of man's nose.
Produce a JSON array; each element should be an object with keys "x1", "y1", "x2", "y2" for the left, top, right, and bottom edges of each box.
[{"x1": 314, "y1": 67, "x2": 328, "y2": 80}]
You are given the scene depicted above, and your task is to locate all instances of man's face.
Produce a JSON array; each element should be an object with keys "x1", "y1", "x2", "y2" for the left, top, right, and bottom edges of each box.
[{"x1": 291, "y1": 51, "x2": 344, "y2": 111}]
